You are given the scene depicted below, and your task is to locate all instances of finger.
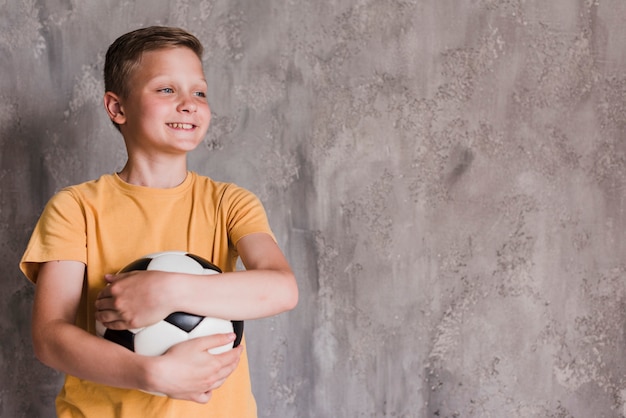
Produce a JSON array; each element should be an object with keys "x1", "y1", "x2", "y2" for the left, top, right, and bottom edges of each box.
[
  {"x1": 192, "y1": 333, "x2": 237, "y2": 351},
  {"x1": 205, "y1": 353, "x2": 241, "y2": 391},
  {"x1": 104, "y1": 273, "x2": 119, "y2": 283},
  {"x1": 100, "y1": 319, "x2": 128, "y2": 330},
  {"x1": 208, "y1": 378, "x2": 227, "y2": 392},
  {"x1": 94, "y1": 308, "x2": 118, "y2": 322},
  {"x1": 192, "y1": 391, "x2": 212, "y2": 404},
  {"x1": 216, "y1": 343, "x2": 243, "y2": 360},
  {"x1": 94, "y1": 295, "x2": 114, "y2": 311},
  {"x1": 96, "y1": 285, "x2": 113, "y2": 301},
  {"x1": 212, "y1": 345, "x2": 243, "y2": 371}
]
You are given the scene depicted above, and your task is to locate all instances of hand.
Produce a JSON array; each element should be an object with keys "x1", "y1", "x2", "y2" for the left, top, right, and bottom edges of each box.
[
  {"x1": 148, "y1": 333, "x2": 243, "y2": 403},
  {"x1": 95, "y1": 270, "x2": 173, "y2": 330}
]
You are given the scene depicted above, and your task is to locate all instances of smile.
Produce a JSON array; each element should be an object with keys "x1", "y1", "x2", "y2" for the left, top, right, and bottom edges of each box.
[{"x1": 167, "y1": 123, "x2": 195, "y2": 130}]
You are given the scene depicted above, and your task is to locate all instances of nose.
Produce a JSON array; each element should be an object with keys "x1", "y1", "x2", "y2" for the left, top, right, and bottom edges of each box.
[{"x1": 178, "y1": 96, "x2": 197, "y2": 113}]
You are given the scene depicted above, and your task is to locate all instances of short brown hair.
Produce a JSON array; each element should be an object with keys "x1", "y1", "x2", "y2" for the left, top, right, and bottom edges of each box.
[{"x1": 104, "y1": 26, "x2": 203, "y2": 99}]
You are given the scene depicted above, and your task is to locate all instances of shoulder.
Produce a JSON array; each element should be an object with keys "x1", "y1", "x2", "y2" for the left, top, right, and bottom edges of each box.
[
  {"x1": 43, "y1": 174, "x2": 118, "y2": 213},
  {"x1": 56, "y1": 174, "x2": 117, "y2": 198},
  {"x1": 190, "y1": 172, "x2": 260, "y2": 204}
]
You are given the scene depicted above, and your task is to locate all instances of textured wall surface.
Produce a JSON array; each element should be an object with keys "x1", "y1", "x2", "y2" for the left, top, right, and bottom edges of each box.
[{"x1": 2, "y1": 1, "x2": 626, "y2": 417}]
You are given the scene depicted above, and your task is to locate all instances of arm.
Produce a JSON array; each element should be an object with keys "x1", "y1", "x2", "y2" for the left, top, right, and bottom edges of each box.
[
  {"x1": 197, "y1": 231, "x2": 299, "y2": 319},
  {"x1": 32, "y1": 260, "x2": 242, "y2": 403},
  {"x1": 96, "y1": 232, "x2": 298, "y2": 329}
]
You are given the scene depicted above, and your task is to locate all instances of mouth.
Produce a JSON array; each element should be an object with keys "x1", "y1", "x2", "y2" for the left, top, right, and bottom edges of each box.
[{"x1": 167, "y1": 123, "x2": 195, "y2": 130}]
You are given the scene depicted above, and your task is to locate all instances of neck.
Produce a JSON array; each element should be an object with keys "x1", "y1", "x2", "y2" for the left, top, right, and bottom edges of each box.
[{"x1": 118, "y1": 157, "x2": 188, "y2": 188}]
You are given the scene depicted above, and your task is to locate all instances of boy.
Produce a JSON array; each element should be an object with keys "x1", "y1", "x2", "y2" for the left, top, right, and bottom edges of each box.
[{"x1": 20, "y1": 26, "x2": 298, "y2": 417}]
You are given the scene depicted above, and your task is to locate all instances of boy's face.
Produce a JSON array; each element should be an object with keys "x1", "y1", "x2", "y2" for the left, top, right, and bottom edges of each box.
[{"x1": 113, "y1": 47, "x2": 211, "y2": 156}]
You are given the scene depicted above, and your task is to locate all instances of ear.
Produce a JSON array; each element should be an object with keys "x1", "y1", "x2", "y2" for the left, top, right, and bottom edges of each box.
[{"x1": 103, "y1": 92, "x2": 127, "y2": 125}]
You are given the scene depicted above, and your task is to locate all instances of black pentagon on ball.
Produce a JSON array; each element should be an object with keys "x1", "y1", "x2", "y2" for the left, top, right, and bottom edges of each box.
[
  {"x1": 162, "y1": 312, "x2": 244, "y2": 349},
  {"x1": 103, "y1": 328, "x2": 136, "y2": 352},
  {"x1": 184, "y1": 253, "x2": 222, "y2": 273},
  {"x1": 104, "y1": 252, "x2": 244, "y2": 351},
  {"x1": 119, "y1": 257, "x2": 152, "y2": 272},
  {"x1": 165, "y1": 311, "x2": 203, "y2": 332}
]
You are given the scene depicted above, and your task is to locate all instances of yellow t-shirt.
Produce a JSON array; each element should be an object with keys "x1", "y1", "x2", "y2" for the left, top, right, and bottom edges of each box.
[{"x1": 21, "y1": 171, "x2": 271, "y2": 417}]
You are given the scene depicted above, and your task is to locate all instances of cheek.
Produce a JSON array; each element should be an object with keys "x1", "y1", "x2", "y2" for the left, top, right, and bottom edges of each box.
[
  {"x1": 139, "y1": 103, "x2": 172, "y2": 125},
  {"x1": 201, "y1": 105, "x2": 212, "y2": 124}
]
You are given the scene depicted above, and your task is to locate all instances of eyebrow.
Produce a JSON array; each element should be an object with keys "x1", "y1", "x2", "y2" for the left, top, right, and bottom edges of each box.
[{"x1": 148, "y1": 75, "x2": 208, "y2": 85}]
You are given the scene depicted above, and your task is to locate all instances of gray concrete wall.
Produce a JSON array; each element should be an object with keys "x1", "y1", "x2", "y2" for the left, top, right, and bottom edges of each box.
[{"x1": 2, "y1": 1, "x2": 626, "y2": 417}]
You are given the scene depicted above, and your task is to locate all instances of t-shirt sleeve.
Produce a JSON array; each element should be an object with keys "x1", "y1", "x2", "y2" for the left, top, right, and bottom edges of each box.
[
  {"x1": 20, "y1": 188, "x2": 87, "y2": 283},
  {"x1": 223, "y1": 184, "x2": 275, "y2": 246}
]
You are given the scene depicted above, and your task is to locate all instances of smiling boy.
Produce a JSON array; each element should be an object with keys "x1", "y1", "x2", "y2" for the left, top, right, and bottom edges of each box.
[{"x1": 20, "y1": 26, "x2": 298, "y2": 418}]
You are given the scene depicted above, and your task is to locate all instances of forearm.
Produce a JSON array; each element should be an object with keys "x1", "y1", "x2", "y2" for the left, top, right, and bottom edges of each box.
[
  {"x1": 96, "y1": 233, "x2": 298, "y2": 327},
  {"x1": 33, "y1": 320, "x2": 154, "y2": 391},
  {"x1": 169, "y1": 268, "x2": 298, "y2": 320},
  {"x1": 33, "y1": 260, "x2": 242, "y2": 402},
  {"x1": 33, "y1": 319, "x2": 242, "y2": 402}
]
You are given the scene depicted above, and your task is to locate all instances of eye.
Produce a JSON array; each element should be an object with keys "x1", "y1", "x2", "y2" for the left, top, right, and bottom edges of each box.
[
  {"x1": 159, "y1": 87, "x2": 174, "y2": 94},
  {"x1": 194, "y1": 91, "x2": 207, "y2": 98}
]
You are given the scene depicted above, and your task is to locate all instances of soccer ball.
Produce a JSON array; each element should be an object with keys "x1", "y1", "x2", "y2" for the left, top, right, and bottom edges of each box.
[{"x1": 96, "y1": 251, "x2": 243, "y2": 357}]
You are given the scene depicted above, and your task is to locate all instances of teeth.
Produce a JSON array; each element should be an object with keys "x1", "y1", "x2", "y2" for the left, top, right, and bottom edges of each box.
[{"x1": 169, "y1": 123, "x2": 194, "y2": 129}]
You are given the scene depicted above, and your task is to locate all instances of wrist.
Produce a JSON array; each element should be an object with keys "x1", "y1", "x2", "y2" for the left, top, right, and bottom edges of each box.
[
  {"x1": 164, "y1": 272, "x2": 187, "y2": 313},
  {"x1": 137, "y1": 354, "x2": 165, "y2": 394}
]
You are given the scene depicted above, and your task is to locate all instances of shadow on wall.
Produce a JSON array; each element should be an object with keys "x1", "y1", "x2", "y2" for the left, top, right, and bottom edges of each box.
[{"x1": 0, "y1": 107, "x2": 65, "y2": 417}]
